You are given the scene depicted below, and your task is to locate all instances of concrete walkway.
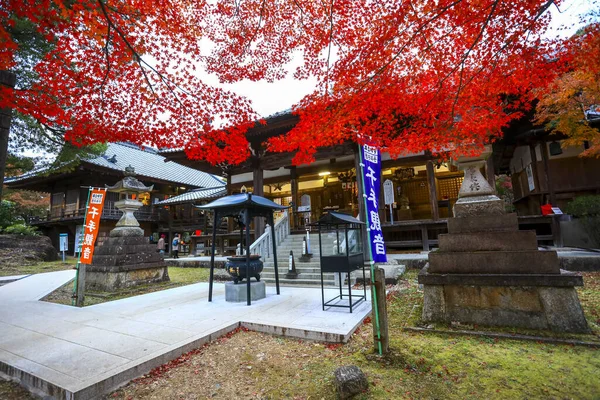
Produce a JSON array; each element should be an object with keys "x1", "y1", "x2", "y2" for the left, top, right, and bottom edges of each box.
[{"x1": 0, "y1": 271, "x2": 370, "y2": 399}]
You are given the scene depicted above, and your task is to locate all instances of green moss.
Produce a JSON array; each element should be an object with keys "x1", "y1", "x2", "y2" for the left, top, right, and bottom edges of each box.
[
  {"x1": 43, "y1": 267, "x2": 212, "y2": 306},
  {"x1": 0, "y1": 257, "x2": 77, "y2": 277}
]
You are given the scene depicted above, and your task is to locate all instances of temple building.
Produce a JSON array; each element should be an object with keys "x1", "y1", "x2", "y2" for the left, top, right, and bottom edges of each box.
[
  {"x1": 5, "y1": 142, "x2": 225, "y2": 252},
  {"x1": 163, "y1": 111, "x2": 479, "y2": 253},
  {"x1": 164, "y1": 109, "x2": 600, "y2": 254}
]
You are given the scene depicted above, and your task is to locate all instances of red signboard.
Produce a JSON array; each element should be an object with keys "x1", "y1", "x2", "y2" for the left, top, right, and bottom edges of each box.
[{"x1": 80, "y1": 188, "x2": 107, "y2": 264}]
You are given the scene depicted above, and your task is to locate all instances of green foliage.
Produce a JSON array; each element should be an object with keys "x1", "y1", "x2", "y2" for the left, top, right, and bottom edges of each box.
[
  {"x1": 566, "y1": 195, "x2": 600, "y2": 247},
  {"x1": 566, "y1": 195, "x2": 600, "y2": 217},
  {"x1": 2, "y1": 224, "x2": 40, "y2": 236},
  {"x1": 0, "y1": 200, "x2": 23, "y2": 229}
]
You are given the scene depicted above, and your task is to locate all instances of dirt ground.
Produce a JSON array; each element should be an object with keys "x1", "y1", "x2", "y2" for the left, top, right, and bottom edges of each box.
[{"x1": 106, "y1": 271, "x2": 600, "y2": 400}]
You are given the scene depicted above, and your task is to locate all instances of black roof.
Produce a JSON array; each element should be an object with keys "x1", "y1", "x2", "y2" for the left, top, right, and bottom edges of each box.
[
  {"x1": 196, "y1": 193, "x2": 288, "y2": 217},
  {"x1": 315, "y1": 211, "x2": 364, "y2": 226}
]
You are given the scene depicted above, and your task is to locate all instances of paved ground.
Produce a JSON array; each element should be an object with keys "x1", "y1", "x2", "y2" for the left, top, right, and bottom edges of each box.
[{"x1": 0, "y1": 271, "x2": 370, "y2": 399}]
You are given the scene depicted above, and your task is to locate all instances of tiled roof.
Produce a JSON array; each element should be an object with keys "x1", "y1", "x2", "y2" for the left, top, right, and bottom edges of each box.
[
  {"x1": 156, "y1": 187, "x2": 227, "y2": 205},
  {"x1": 6, "y1": 143, "x2": 226, "y2": 189}
]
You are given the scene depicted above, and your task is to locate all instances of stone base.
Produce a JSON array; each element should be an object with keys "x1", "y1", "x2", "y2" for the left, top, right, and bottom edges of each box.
[
  {"x1": 86, "y1": 266, "x2": 169, "y2": 292},
  {"x1": 87, "y1": 235, "x2": 168, "y2": 291},
  {"x1": 453, "y1": 195, "x2": 505, "y2": 217},
  {"x1": 419, "y1": 267, "x2": 590, "y2": 333},
  {"x1": 110, "y1": 226, "x2": 144, "y2": 237},
  {"x1": 225, "y1": 281, "x2": 266, "y2": 303}
]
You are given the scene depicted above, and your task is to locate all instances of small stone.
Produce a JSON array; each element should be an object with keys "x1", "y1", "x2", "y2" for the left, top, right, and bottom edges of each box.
[{"x1": 333, "y1": 365, "x2": 369, "y2": 400}]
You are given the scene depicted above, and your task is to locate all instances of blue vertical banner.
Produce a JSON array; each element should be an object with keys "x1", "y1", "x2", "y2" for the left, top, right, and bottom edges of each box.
[{"x1": 361, "y1": 144, "x2": 387, "y2": 263}]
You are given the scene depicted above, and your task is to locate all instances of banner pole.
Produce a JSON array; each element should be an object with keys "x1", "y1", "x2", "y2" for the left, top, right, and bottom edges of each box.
[
  {"x1": 358, "y1": 144, "x2": 383, "y2": 356},
  {"x1": 72, "y1": 187, "x2": 92, "y2": 307}
]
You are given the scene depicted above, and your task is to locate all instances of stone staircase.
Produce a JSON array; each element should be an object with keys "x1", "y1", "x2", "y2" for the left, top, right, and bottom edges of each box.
[{"x1": 261, "y1": 233, "x2": 337, "y2": 287}]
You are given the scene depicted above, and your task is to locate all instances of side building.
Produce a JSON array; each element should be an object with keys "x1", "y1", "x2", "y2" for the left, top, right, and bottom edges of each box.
[{"x1": 5, "y1": 142, "x2": 226, "y2": 254}]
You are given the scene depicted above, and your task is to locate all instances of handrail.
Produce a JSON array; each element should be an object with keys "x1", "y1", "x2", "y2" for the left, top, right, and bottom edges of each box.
[{"x1": 249, "y1": 210, "x2": 290, "y2": 258}]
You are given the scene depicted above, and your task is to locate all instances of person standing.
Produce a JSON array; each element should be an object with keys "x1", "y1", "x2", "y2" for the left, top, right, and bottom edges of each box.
[
  {"x1": 157, "y1": 234, "x2": 165, "y2": 255},
  {"x1": 172, "y1": 234, "x2": 180, "y2": 259}
]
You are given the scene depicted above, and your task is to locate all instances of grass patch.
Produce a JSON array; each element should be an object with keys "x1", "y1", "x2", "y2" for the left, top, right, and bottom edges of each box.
[
  {"x1": 43, "y1": 267, "x2": 213, "y2": 306},
  {"x1": 0, "y1": 257, "x2": 77, "y2": 277},
  {"x1": 109, "y1": 270, "x2": 600, "y2": 400},
  {"x1": 0, "y1": 379, "x2": 35, "y2": 400}
]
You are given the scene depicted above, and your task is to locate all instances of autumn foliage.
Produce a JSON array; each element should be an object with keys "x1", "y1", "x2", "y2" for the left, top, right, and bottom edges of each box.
[
  {"x1": 0, "y1": 0, "x2": 585, "y2": 165},
  {"x1": 534, "y1": 22, "x2": 600, "y2": 156}
]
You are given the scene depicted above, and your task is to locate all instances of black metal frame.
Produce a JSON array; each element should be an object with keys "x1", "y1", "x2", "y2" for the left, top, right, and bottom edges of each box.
[
  {"x1": 201, "y1": 193, "x2": 287, "y2": 306},
  {"x1": 316, "y1": 213, "x2": 366, "y2": 313}
]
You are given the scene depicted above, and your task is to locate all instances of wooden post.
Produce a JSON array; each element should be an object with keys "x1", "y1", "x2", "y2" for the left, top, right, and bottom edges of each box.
[
  {"x1": 426, "y1": 161, "x2": 439, "y2": 220},
  {"x1": 421, "y1": 224, "x2": 430, "y2": 252},
  {"x1": 290, "y1": 167, "x2": 299, "y2": 229},
  {"x1": 485, "y1": 156, "x2": 496, "y2": 193},
  {"x1": 253, "y1": 161, "x2": 265, "y2": 237},
  {"x1": 540, "y1": 141, "x2": 557, "y2": 206},
  {"x1": 371, "y1": 268, "x2": 389, "y2": 354},
  {"x1": 75, "y1": 263, "x2": 86, "y2": 307}
]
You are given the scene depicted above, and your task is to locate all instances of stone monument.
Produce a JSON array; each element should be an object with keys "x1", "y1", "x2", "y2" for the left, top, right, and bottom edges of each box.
[
  {"x1": 86, "y1": 166, "x2": 169, "y2": 291},
  {"x1": 418, "y1": 146, "x2": 589, "y2": 333}
]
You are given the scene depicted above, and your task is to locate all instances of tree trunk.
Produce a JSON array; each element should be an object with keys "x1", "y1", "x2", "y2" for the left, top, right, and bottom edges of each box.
[{"x1": 0, "y1": 71, "x2": 17, "y2": 201}]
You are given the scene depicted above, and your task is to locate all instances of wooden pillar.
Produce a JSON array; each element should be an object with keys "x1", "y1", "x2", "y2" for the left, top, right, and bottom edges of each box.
[
  {"x1": 485, "y1": 156, "x2": 496, "y2": 193},
  {"x1": 426, "y1": 161, "x2": 439, "y2": 220},
  {"x1": 0, "y1": 71, "x2": 16, "y2": 201},
  {"x1": 421, "y1": 224, "x2": 430, "y2": 252},
  {"x1": 540, "y1": 141, "x2": 557, "y2": 206},
  {"x1": 75, "y1": 263, "x2": 86, "y2": 307},
  {"x1": 290, "y1": 167, "x2": 299, "y2": 230},
  {"x1": 253, "y1": 160, "x2": 265, "y2": 238},
  {"x1": 371, "y1": 268, "x2": 389, "y2": 354}
]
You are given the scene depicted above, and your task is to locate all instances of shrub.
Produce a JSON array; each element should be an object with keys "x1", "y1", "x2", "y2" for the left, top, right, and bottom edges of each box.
[
  {"x1": 2, "y1": 224, "x2": 40, "y2": 236},
  {"x1": 565, "y1": 195, "x2": 600, "y2": 217},
  {"x1": 0, "y1": 200, "x2": 23, "y2": 229},
  {"x1": 565, "y1": 195, "x2": 600, "y2": 247}
]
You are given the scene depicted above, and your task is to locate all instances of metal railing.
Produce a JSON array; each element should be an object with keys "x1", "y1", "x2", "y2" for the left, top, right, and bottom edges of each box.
[{"x1": 249, "y1": 210, "x2": 290, "y2": 258}]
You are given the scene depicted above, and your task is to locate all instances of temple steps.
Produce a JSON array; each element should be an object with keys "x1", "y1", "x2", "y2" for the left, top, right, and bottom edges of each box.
[{"x1": 261, "y1": 234, "x2": 336, "y2": 287}]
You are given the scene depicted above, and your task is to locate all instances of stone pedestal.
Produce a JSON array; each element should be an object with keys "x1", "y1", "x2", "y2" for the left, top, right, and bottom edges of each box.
[
  {"x1": 418, "y1": 147, "x2": 589, "y2": 333},
  {"x1": 225, "y1": 281, "x2": 266, "y2": 303},
  {"x1": 86, "y1": 234, "x2": 169, "y2": 291}
]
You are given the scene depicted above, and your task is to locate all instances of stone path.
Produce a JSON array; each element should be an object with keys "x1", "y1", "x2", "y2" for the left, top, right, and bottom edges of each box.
[{"x1": 0, "y1": 271, "x2": 370, "y2": 399}]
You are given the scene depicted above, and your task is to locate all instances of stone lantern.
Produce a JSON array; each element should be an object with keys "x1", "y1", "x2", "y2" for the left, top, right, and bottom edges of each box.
[
  {"x1": 85, "y1": 166, "x2": 169, "y2": 291},
  {"x1": 106, "y1": 165, "x2": 153, "y2": 237}
]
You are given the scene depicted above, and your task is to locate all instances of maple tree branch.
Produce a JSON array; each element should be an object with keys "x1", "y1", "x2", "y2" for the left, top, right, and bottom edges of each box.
[
  {"x1": 243, "y1": 0, "x2": 267, "y2": 57},
  {"x1": 100, "y1": 24, "x2": 112, "y2": 91},
  {"x1": 96, "y1": 0, "x2": 197, "y2": 115},
  {"x1": 292, "y1": 0, "x2": 308, "y2": 27},
  {"x1": 458, "y1": 0, "x2": 557, "y2": 96},
  {"x1": 324, "y1": 0, "x2": 334, "y2": 96},
  {"x1": 356, "y1": 0, "x2": 464, "y2": 92}
]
